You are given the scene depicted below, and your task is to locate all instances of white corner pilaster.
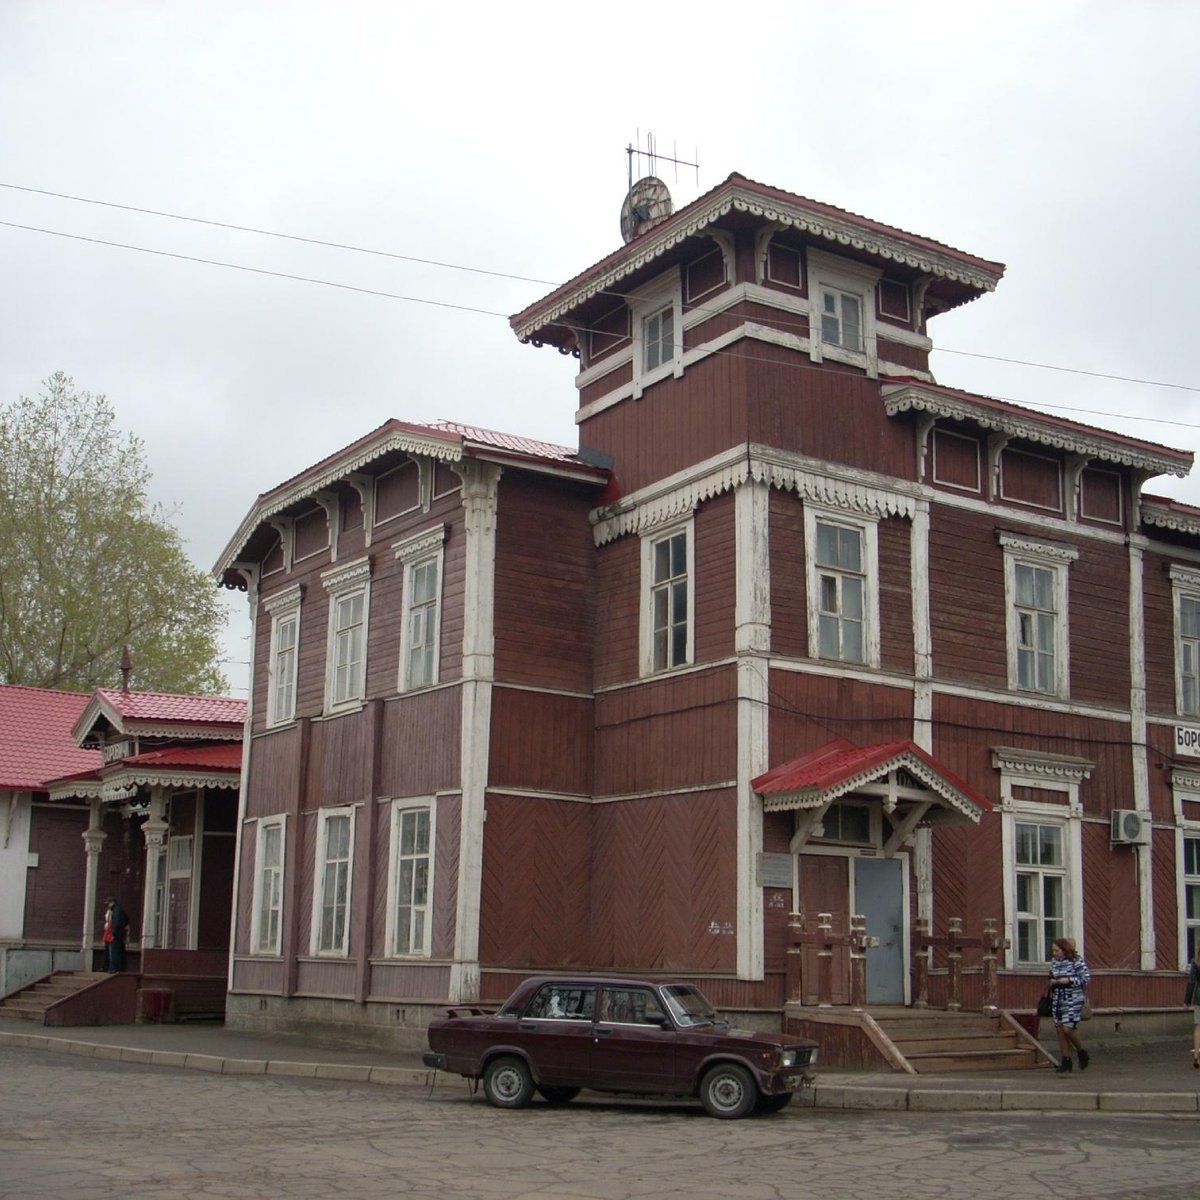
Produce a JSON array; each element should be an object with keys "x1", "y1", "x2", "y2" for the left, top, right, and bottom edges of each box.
[
  {"x1": 81, "y1": 798, "x2": 106, "y2": 957},
  {"x1": 735, "y1": 476, "x2": 770, "y2": 980},
  {"x1": 449, "y1": 460, "x2": 501, "y2": 1003},
  {"x1": 909, "y1": 500, "x2": 935, "y2": 929}
]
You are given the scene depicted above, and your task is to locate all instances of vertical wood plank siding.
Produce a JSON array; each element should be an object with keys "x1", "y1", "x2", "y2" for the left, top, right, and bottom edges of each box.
[
  {"x1": 493, "y1": 475, "x2": 596, "y2": 691},
  {"x1": 768, "y1": 489, "x2": 807, "y2": 657},
  {"x1": 433, "y1": 794, "x2": 460, "y2": 960},
  {"x1": 1070, "y1": 538, "x2": 1131, "y2": 704},
  {"x1": 235, "y1": 821, "x2": 255, "y2": 954},
  {"x1": 592, "y1": 537, "x2": 641, "y2": 688},
  {"x1": 303, "y1": 710, "x2": 372, "y2": 808},
  {"x1": 1142, "y1": 549, "x2": 1177, "y2": 714},
  {"x1": 296, "y1": 959, "x2": 356, "y2": 997},
  {"x1": 594, "y1": 667, "x2": 738, "y2": 797},
  {"x1": 928, "y1": 506, "x2": 1008, "y2": 686},
  {"x1": 879, "y1": 516, "x2": 915, "y2": 671},
  {"x1": 766, "y1": 670, "x2": 913, "y2": 756},
  {"x1": 25, "y1": 804, "x2": 90, "y2": 940},
  {"x1": 245, "y1": 724, "x2": 302, "y2": 818},
  {"x1": 488, "y1": 688, "x2": 592, "y2": 796},
  {"x1": 378, "y1": 689, "x2": 461, "y2": 798},
  {"x1": 694, "y1": 492, "x2": 736, "y2": 662},
  {"x1": 478, "y1": 793, "x2": 592, "y2": 968},
  {"x1": 231, "y1": 958, "x2": 286, "y2": 994}
]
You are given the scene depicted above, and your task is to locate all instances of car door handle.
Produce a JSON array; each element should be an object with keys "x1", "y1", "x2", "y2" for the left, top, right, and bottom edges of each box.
[
  {"x1": 518, "y1": 1022, "x2": 537, "y2": 1032},
  {"x1": 594, "y1": 1027, "x2": 614, "y2": 1038}
]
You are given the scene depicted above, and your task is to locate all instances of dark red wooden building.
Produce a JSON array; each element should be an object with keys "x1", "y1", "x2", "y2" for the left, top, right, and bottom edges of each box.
[{"x1": 216, "y1": 173, "x2": 1200, "y2": 1053}]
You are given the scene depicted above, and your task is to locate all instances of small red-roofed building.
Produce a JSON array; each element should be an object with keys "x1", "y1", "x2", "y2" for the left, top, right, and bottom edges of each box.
[
  {"x1": 215, "y1": 172, "x2": 1200, "y2": 1057},
  {"x1": 1, "y1": 683, "x2": 244, "y2": 1020}
]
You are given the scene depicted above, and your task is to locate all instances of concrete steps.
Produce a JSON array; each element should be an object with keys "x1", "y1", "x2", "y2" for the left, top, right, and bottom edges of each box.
[{"x1": 872, "y1": 1009, "x2": 1048, "y2": 1073}]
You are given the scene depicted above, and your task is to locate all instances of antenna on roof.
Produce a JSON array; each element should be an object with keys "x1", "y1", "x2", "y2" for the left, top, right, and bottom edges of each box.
[
  {"x1": 621, "y1": 131, "x2": 699, "y2": 243},
  {"x1": 119, "y1": 647, "x2": 132, "y2": 693}
]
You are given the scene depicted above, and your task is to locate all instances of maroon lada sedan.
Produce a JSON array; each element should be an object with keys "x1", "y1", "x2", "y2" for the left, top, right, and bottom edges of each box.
[{"x1": 423, "y1": 975, "x2": 818, "y2": 1119}]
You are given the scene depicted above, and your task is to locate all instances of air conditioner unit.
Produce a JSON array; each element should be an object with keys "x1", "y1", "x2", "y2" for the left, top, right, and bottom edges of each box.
[{"x1": 1110, "y1": 809, "x2": 1151, "y2": 846}]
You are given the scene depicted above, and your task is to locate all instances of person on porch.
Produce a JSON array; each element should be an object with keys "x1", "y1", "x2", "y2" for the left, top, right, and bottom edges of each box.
[{"x1": 102, "y1": 897, "x2": 130, "y2": 972}]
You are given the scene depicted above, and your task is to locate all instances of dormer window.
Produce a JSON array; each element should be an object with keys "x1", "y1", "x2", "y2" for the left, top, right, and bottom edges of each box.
[{"x1": 821, "y1": 288, "x2": 863, "y2": 352}]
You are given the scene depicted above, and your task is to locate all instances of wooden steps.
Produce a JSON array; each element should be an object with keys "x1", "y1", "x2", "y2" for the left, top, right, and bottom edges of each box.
[
  {"x1": 871, "y1": 1009, "x2": 1049, "y2": 1073},
  {"x1": 0, "y1": 971, "x2": 111, "y2": 1023}
]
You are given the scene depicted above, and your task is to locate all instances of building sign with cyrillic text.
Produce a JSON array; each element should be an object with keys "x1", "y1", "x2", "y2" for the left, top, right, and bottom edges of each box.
[{"x1": 1174, "y1": 726, "x2": 1200, "y2": 758}]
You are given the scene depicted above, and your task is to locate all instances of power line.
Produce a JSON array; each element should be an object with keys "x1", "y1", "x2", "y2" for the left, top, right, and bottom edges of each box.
[
  {"x1": 4, "y1": 215, "x2": 1200, "y2": 440},
  {"x1": 5, "y1": 179, "x2": 1198, "y2": 401}
]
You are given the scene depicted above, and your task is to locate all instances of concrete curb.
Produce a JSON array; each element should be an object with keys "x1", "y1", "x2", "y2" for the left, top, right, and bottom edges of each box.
[{"x1": 2, "y1": 1029, "x2": 1197, "y2": 1112}]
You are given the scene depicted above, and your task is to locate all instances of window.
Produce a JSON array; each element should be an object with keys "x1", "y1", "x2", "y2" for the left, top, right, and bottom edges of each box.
[
  {"x1": 321, "y1": 558, "x2": 371, "y2": 712},
  {"x1": 147, "y1": 847, "x2": 167, "y2": 948},
  {"x1": 1171, "y1": 567, "x2": 1200, "y2": 716},
  {"x1": 395, "y1": 525, "x2": 446, "y2": 691},
  {"x1": 629, "y1": 267, "x2": 682, "y2": 397},
  {"x1": 313, "y1": 807, "x2": 354, "y2": 955},
  {"x1": 994, "y1": 747, "x2": 1089, "y2": 970},
  {"x1": 599, "y1": 986, "x2": 667, "y2": 1025},
  {"x1": 1000, "y1": 533, "x2": 1077, "y2": 698},
  {"x1": 643, "y1": 304, "x2": 674, "y2": 373},
  {"x1": 526, "y1": 983, "x2": 596, "y2": 1020},
  {"x1": 816, "y1": 802, "x2": 873, "y2": 845},
  {"x1": 251, "y1": 819, "x2": 285, "y2": 955},
  {"x1": 805, "y1": 506, "x2": 880, "y2": 668},
  {"x1": 1014, "y1": 821, "x2": 1066, "y2": 964},
  {"x1": 388, "y1": 801, "x2": 433, "y2": 957},
  {"x1": 264, "y1": 585, "x2": 302, "y2": 727},
  {"x1": 640, "y1": 521, "x2": 694, "y2": 675},
  {"x1": 820, "y1": 288, "x2": 863, "y2": 352},
  {"x1": 1185, "y1": 835, "x2": 1200, "y2": 964}
]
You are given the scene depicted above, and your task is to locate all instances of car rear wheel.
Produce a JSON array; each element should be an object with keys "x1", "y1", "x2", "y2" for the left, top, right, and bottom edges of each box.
[
  {"x1": 699, "y1": 1063, "x2": 757, "y2": 1119},
  {"x1": 754, "y1": 1092, "x2": 793, "y2": 1114},
  {"x1": 483, "y1": 1056, "x2": 535, "y2": 1109},
  {"x1": 537, "y1": 1085, "x2": 580, "y2": 1105}
]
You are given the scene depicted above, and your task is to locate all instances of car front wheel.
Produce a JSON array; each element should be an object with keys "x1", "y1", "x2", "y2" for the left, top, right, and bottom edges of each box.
[
  {"x1": 699, "y1": 1063, "x2": 757, "y2": 1119},
  {"x1": 483, "y1": 1056, "x2": 535, "y2": 1109}
]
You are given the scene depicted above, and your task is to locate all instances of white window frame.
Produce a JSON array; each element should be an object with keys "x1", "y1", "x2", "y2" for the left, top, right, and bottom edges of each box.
[
  {"x1": 263, "y1": 584, "x2": 302, "y2": 727},
  {"x1": 1183, "y1": 830, "x2": 1200, "y2": 967},
  {"x1": 250, "y1": 817, "x2": 286, "y2": 956},
  {"x1": 384, "y1": 798, "x2": 435, "y2": 958},
  {"x1": 639, "y1": 518, "x2": 695, "y2": 677},
  {"x1": 1170, "y1": 566, "x2": 1200, "y2": 717},
  {"x1": 310, "y1": 805, "x2": 355, "y2": 957},
  {"x1": 804, "y1": 505, "x2": 880, "y2": 668},
  {"x1": 394, "y1": 525, "x2": 446, "y2": 692},
  {"x1": 629, "y1": 267, "x2": 683, "y2": 399},
  {"x1": 999, "y1": 533, "x2": 1077, "y2": 698},
  {"x1": 321, "y1": 557, "x2": 371, "y2": 714},
  {"x1": 806, "y1": 248, "x2": 880, "y2": 375},
  {"x1": 994, "y1": 748, "x2": 1089, "y2": 970}
]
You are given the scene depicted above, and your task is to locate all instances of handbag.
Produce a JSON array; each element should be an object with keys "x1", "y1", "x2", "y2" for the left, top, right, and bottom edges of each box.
[
  {"x1": 1080, "y1": 996, "x2": 1093, "y2": 1021},
  {"x1": 1036, "y1": 992, "x2": 1053, "y2": 1018}
]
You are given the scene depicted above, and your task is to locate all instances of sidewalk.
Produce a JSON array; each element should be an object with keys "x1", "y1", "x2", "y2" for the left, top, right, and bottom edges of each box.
[{"x1": 1, "y1": 1019, "x2": 1197, "y2": 1114}]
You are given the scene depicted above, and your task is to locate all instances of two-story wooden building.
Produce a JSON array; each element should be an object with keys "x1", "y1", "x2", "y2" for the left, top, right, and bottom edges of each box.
[{"x1": 216, "y1": 172, "x2": 1200, "y2": 1048}]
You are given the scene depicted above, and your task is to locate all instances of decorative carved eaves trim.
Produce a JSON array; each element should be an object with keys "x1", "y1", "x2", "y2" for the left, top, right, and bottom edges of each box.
[
  {"x1": 103, "y1": 769, "x2": 240, "y2": 794},
  {"x1": 591, "y1": 446, "x2": 920, "y2": 545},
  {"x1": 991, "y1": 746, "x2": 1094, "y2": 783},
  {"x1": 320, "y1": 555, "x2": 371, "y2": 593},
  {"x1": 514, "y1": 182, "x2": 1001, "y2": 343},
  {"x1": 46, "y1": 781, "x2": 103, "y2": 802},
  {"x1": 1170, "y1": 767, "x2": 1200, "y2": 793},
  {"x1": 1146, "y1": 501, "x2": 1200, "y2": 536},
  {"x1": 1169, "y1": 564, "x2": 1200, "y2": 589},
  {"x1": 996, "y1": 531, "x2": 1080, "y2": 564},
  {"x1": 882, "y1": 384, "x2": 1190, "y2": 477},
  {"x1": 392, "y1": 523, "x2": 447, "y2": 564}
]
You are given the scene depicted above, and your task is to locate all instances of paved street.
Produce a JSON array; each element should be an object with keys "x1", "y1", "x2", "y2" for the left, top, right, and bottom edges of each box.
[{"x1": 0, "y1": 1044, "x2": 1196, "y2": 1200}]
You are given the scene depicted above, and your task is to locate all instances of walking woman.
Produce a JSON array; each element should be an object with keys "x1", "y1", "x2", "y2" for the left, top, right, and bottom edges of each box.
[
  {"x1": 1187, "y1": 944, "x2": 1200, "y2": 1069},
  {"x1": 1048, "y1": 937, "x2": 1090, "y2": 1073}
]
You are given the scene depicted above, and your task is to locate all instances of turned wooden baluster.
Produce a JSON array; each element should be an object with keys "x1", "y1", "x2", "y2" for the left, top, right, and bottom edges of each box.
[{"x1": 912, "y1": 916, "x2": 931, "y2": 1009}]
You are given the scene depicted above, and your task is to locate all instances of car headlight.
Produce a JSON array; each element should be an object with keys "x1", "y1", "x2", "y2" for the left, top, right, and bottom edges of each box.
[{"x1": 780, "y1": 1049, "x2": 796, "y2": 1069}]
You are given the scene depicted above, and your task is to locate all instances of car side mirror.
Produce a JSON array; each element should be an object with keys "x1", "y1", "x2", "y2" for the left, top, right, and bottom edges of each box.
[{"x1": 643, "y1": 1012, "x2": 671, "y2": 1028}]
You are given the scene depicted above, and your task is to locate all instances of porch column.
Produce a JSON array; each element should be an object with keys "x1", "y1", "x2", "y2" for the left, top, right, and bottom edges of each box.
[
  {"x1": 735, "y1": 475, "x2": 771, "y2": 980},
  {"x1": 80, "y1": 798, "x2": 106, "y2": 961},
  {"x1": 450, "y1": 460, "x2": 500, "y2": 1003},
  {"x1": 140, "y1": 790, "x2": 168, "y2": 949}
]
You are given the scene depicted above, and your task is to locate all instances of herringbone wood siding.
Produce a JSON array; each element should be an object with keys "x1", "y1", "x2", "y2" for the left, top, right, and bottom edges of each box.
[{"x1": 488, "y1": 687, "x2": 592, "y2": 796}]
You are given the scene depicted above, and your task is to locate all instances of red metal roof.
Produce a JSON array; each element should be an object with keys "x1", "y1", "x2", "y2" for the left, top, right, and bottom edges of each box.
[
  {"x1": 0, "y1": 685, "x2": 102, "y2": 790},
  {"x1": 752, "y1": 738, "x2": 992, "y2": 815},
  {"x1": 122, "y1": 742, "x2": 243, "y2": 772},
  {"x1": 92, "y1": 689, "x2": 247, "y2": 726}
]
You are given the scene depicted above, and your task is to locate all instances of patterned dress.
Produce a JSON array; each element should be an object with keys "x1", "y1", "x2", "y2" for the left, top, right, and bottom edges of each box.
[{"x1": 1048, "y1": 954, "x2": 1090, "y2": 1026}]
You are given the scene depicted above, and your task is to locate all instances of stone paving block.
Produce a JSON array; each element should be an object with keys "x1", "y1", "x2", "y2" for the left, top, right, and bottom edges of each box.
[
  {"x1": 266, "y1": 1061, "x2": 319, "y2": 1078},
  {"x1": 315, "y1": 1064, "x2": 372, "y2": 1082},
  {"x1": 150, "y1": 1051, "x2": 188, "y2": 1068},
  {"x1": 909, "y1": 1088, "x2": 1001, "y2": 1112},
  {"x1": 1002, "y1": 1089, "x2": 1098, "y2": 1111},
  {"x1": 222, "y1": 1058, "x2": 267, "y2": 1076},
  {"x1": 1098, "y1": 1091, "x2": 1199, "y2": 1113},
  {"x1": 185, "y1": 1053, "x2": 226, "y2": 1073},
  {"x1": 369, "y1": 1066, "x2": 432, "y2": 1086}
]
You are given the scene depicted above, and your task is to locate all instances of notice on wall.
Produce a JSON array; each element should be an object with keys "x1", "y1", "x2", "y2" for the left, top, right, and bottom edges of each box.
[
  {"x1": 756, "y1": 852, "x2": 793, "y2": 889},
  {"x1": 1174, "y1": 725, "x2": 1200, "y2": 758}
]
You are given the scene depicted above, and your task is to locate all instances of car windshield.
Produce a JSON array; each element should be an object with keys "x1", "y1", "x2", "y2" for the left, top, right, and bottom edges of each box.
[{"x1": 660, "y1": 984, "x2": 719, "y2": 1027}]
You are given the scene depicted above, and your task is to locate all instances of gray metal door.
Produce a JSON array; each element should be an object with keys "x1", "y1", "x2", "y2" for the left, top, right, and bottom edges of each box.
[{"x1": 854, "y1": 857, "x2": 904, "y2": 1004}]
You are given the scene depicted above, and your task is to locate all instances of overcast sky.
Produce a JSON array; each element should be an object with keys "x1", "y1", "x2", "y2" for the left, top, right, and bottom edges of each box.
[{"x1": 3, "y1": 3, "x2": 1198, "y2": 698}]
